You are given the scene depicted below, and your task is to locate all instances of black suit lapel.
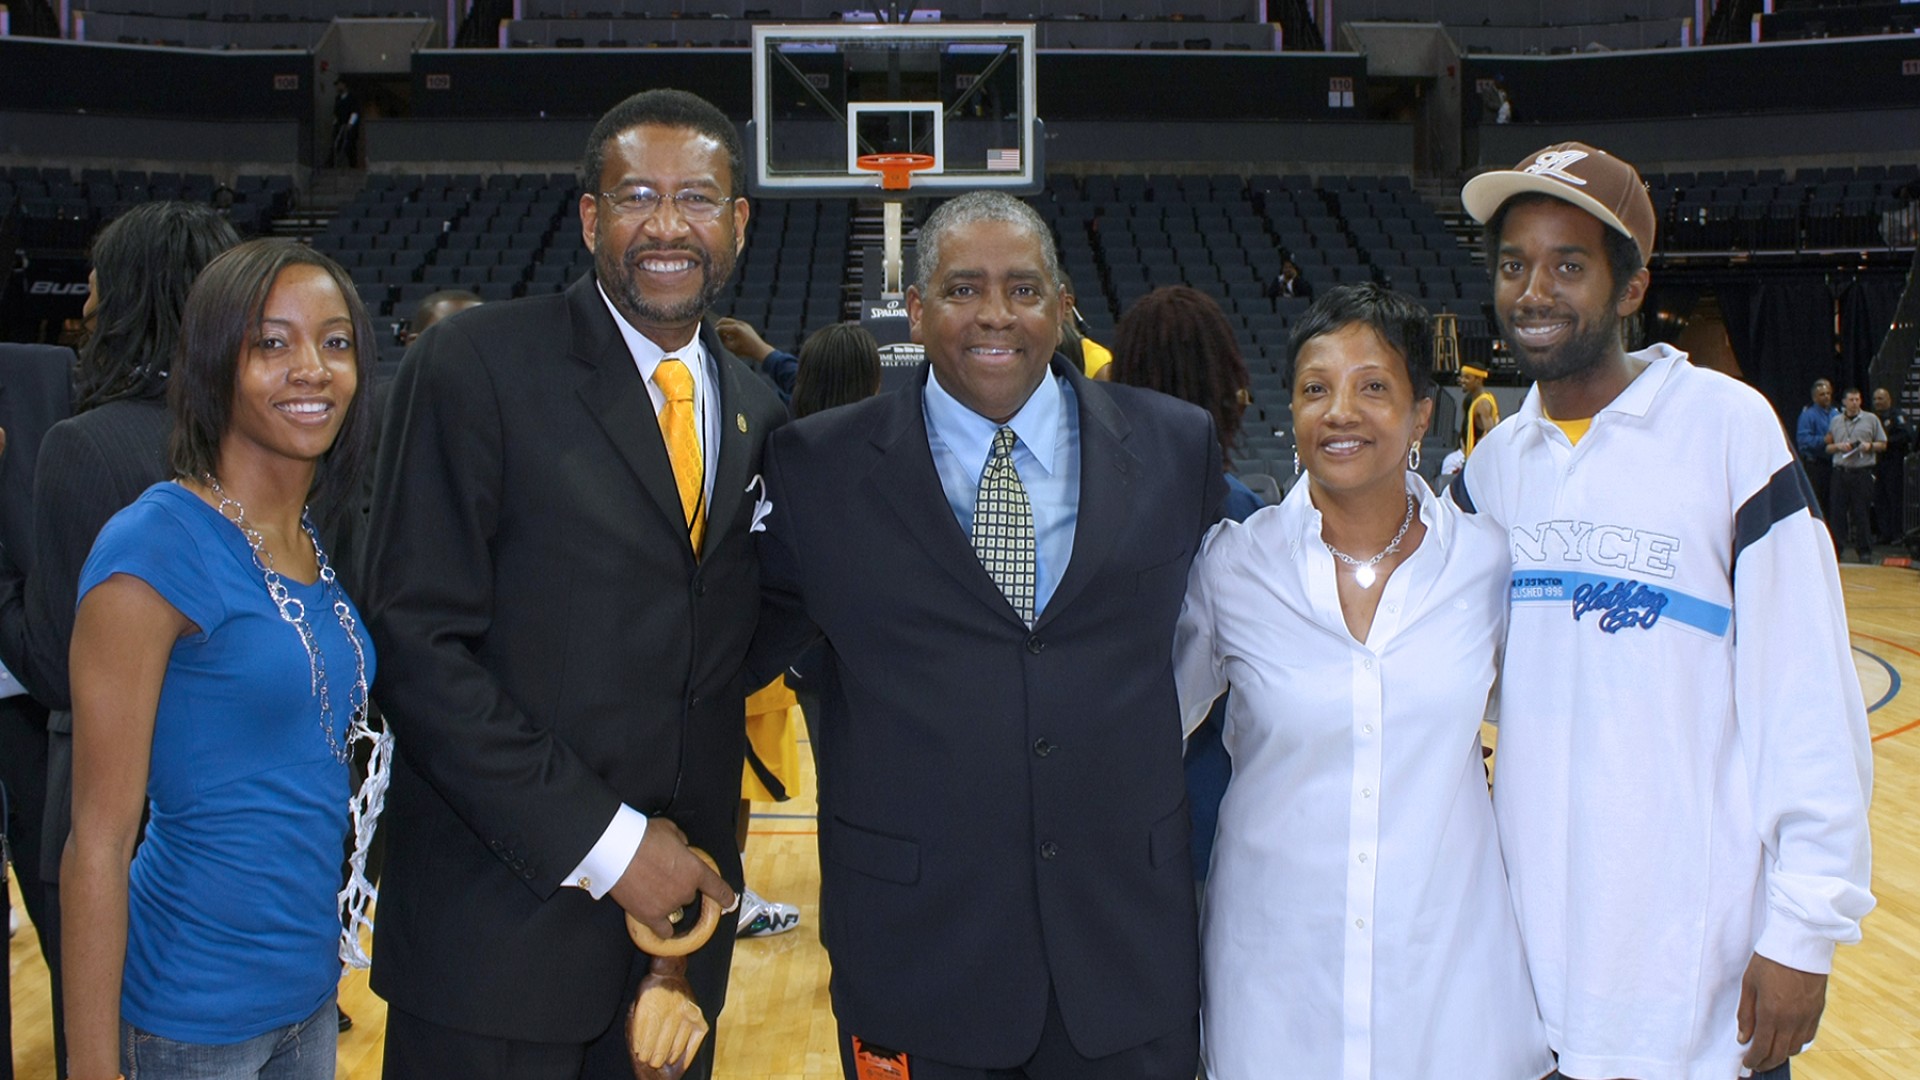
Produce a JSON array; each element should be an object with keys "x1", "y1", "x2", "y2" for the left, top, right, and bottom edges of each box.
[
  {"x1": 1037, "y1": 359, "x2": 1138, "y2": 630},
  {"x1": 566, "y1": 276, "x2": 694, "y2": 554},
  {"x1": 866, "y1": 368, "x2": 1027, "y2": 626},
  {"x1": 699, "y1": 321, "x2": 753, "y2": 560}
]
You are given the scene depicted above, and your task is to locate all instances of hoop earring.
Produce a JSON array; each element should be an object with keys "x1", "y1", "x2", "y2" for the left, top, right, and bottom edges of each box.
[
  {"x1": 1293, "y1": 450, "x2": 1302, "y2": 477},
  {"x1": 1408, "y1": 444, "x2": 1421, "y2": 471}
]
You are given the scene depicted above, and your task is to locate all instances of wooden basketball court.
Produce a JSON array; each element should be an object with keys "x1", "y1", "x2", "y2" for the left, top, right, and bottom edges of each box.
[{"x1": 10, "y1": 564, "x2": 1920, "y2": 1078}]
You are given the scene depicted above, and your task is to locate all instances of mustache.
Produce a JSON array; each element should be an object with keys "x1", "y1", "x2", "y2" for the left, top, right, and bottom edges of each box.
[{"x1": 624, "y1": 244, "x2": 711, "y2": 268}]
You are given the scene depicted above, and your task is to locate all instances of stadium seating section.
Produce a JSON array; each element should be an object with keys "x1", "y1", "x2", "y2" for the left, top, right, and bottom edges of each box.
[
  {"x1": 0, "y1": 166, "x2": 292, "y2": 247},
  {"x1": 1646, "y1": 166, "x2": 1917, "y2": 252},
  {"x1": 7, "y1": 160, "x2": 1911, "y2": 480}
]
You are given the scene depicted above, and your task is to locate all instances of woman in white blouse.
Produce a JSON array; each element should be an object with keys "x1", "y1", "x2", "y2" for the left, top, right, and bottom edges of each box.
[{"x1": 1176, "y1": 284, "x2": 1552, "y2": 1080}]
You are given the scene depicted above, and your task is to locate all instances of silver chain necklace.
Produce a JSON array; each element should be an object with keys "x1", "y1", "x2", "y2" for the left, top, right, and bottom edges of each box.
[
  {"x1": 1325, "y1": 492, "x2": 1416, "y2": 589},
  {"x1": 201, "y1": 475, "x2": 368, "y2": 764}
]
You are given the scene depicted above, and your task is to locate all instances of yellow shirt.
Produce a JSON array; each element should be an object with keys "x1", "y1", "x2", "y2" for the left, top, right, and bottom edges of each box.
[
  {"x1": 1082, "y1": 337, "x2": 1113, "y2": 380},
  {"x1": 1463, "y1": 390, "x2": 1500, "y2": 455},
  {"x1": 1548, "y1": 415, "x2": 1592, "y2": 445}
]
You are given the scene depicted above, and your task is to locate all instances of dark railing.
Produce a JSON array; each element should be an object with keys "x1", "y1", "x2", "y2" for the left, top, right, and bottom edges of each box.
[
  {"x1": 1703, "y1": 0, "x2": 1761, "y2": 44},
  {"x1": 1269, "y1": 0, "x2": 1323, "y2": 51},
  {"x1": 455, "y1": 0, "x2": 511, "y2": 46}
]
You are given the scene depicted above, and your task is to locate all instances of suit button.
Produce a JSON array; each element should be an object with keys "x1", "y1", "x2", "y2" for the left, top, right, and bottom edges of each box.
[
  {"x1": 1033, "y1": 738, "x2": 1053, "y2": 757},
  {"x1": 1026, "y1": 635, "x2": 1045, "y2": 654},
  {"x1": 690, "y1": 695, "x2": 703, "y2": 710},
  {"x1": 1040, "y1": 841, "x2": 1059, "y2": 860},
  {"x1": 489, "y1": 840, "x2": 503, "y2": 851},
  {"x1": 523, "y1": 868, "x2": 536, "y2": 880},
  {"x1": 695, "y1": 580, "x2": 708, "y2": 597}
]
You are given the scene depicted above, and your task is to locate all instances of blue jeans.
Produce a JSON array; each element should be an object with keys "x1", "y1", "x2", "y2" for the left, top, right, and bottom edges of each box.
[{"x1": 124, "y1": 996, "x2": 336, "y2": 1080}]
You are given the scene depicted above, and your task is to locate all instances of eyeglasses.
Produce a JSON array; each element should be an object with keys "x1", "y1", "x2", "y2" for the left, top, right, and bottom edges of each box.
[{"x1": 598, "y1": 186, "x2": 732, "y2": 223}]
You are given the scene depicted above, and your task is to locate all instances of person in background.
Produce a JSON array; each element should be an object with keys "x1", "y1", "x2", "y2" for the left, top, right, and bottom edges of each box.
[
  {"x1": 1871, "y1": 386, "x2": 1910, "y2": 545},
  {"x1": 778, "y1": 320, "x2": 882, "y2": 772},
  {"x1": 63, "y1": 239, "x2": 379, "y2": 1080},
  {"x1": 1458, "y1": 363, "x2": 1499, "y2": 455},
  {"x1": 738, "y1": 322, "x2": 884, "y2": 940},
  {"x1": 788, "y1": 323, "x2": 881, "y2": 420},
  {"x1": 329, "y1": 81, "x2": 362, "y2": 169},
  {"x1": 1796, "y1": 378, "x2": 1837, "y2": 524},
  {"x1": 1270, "y1": 256, "x2": 1314, "y2": 301},
  {"x1": 0, "y1": 202, "x2": 241, "y2": 1076},
  {"x1": 1056, "y1": 272, "x2": 1113, "y2": 380},
  {"x1": 1109, "y1": 284, "x2": 1259, "y2": 896},
  {"x1": 1826, "y1": 386, "x2": 1886, "y2": 564},
  {"x1": 402, "y1": 289, "x2": 483, "y2": 347},
  {"x1": 716, "y1": 316, "x2": 799, "y2": 402},
  {"x1": 0, "y1": 337, "x2": 75, "y2": 1080}
]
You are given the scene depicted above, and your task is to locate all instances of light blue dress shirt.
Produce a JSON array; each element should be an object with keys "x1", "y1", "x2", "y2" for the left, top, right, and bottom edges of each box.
[{"x1": 923, "y1": 367, "x2": 1081, "y2": 615}]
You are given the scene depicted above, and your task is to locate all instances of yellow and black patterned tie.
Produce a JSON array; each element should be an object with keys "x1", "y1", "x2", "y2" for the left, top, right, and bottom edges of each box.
[{"x1": 971, "y1": 426, "x2": 1036, "y2": 625}]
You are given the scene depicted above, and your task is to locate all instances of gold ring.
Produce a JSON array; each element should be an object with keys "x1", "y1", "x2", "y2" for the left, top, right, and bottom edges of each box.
[{"x1": 667, "y1": 908, "x2": 684, "y2": 925}]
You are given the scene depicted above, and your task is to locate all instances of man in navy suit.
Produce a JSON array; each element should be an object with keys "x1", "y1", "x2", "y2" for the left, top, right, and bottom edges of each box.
[{"x1": 754, "y1": 191, "x2": 1221, "y2": 1080}]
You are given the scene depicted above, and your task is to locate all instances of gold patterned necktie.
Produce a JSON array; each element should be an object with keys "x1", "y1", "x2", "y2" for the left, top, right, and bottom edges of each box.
[
  {"x1": 654, "y1": 356, "x2": 706, "y2": 554},
  {"x1": 971, "y1": 426, "x2": 1037, "y2": 626}
]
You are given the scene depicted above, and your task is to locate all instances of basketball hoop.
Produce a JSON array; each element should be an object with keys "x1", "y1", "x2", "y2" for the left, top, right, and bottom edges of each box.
[
  {"x1": 856, "y1": 152, "x2": 937, "y2": 192},
  {"x1": 855, "y1": 154, "x2": 936, "y2": 297}
]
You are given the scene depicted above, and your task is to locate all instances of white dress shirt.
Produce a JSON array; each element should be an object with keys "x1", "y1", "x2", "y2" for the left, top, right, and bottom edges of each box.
[
  {"x1": 562, "y1": 288, "x2": 726, "y2": 898},
  {"x1": 1175, "y1": 474, "x2": 1552, "y2": 1080}
]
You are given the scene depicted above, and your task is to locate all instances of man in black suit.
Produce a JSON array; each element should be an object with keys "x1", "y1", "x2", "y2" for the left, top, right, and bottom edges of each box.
[
  {"x1": 0, "y1": 342, "x2": 74, "y2": 1080},
  {"x1": 754, "y1": 191, "x2": 1221, "y2": 1079},
  {"x1": 366, "y1": 88, "x2": 785, "y2": 1080}
]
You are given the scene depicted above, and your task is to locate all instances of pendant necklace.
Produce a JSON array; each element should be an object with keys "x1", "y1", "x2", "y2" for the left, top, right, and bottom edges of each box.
[
  {"x1": 1325, "y1": 492, "x2": 1416, "y2": 589},
  {"x1": 194, "y1": 475, "x2": 391, "y2": 969},
  {"x1": 202, "y1": 475, "x2": 368, "y2": 763}
]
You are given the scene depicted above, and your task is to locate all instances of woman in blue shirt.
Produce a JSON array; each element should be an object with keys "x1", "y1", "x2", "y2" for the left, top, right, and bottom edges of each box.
[{"x1": 63, "y1": 239, "x2": 379, "y2": 1080}]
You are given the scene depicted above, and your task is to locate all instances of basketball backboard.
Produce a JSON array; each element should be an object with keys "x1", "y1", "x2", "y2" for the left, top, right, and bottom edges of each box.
[{"x1": 748, "y1": 23, "x2": 1042, "y2": 198}]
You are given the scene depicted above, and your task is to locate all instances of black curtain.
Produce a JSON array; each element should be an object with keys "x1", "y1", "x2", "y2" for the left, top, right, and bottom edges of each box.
[
  {"x1": 1838, "y1": 273, "x2": 1905, "y2": 397},
  {"x1": 1718, "y1": 275, "x2": 1837, "y2": 433},
  {"x1": 1641, "y1": 281, "x2": 1702, "y2": 349}
]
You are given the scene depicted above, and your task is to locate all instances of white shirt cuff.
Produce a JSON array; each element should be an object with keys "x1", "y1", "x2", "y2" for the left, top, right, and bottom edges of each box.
[
  {"x1": 561, "y1": 804, "x2": 648, "y2": 899},
  {"x1": 0, "y1": 659, "x2": 25, "y2": 701}
]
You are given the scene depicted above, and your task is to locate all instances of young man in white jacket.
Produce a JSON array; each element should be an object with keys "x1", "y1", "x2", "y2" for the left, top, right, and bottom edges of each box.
[{"x1": 1452, "y1": 142, "x2": 1874, "y2": 1080}]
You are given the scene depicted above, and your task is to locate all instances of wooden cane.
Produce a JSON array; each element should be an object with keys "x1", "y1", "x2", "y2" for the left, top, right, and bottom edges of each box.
[{"x1": 623, "y1": 847, "x2": 725, "y2": 1079}]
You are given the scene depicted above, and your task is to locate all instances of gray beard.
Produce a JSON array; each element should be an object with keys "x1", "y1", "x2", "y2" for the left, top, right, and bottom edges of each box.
[{"x1": 598, "y1": 245, "x2": 730, "y2": 329}]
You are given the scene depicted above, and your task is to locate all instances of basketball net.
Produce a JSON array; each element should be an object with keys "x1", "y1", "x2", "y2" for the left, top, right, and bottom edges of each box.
[{"x1": 337, "y1": 713, "x2": 393, "y2": 970}]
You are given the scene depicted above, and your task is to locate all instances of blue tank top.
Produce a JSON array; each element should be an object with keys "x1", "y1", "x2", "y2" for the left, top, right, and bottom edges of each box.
[{"x1": 78, "y1": 482, "x2": 377, "y2": 1043}]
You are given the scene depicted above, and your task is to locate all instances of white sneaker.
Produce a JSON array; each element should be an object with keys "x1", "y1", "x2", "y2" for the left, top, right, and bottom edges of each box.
[{"x1": 736, "y1": 889, "x2": 800, "y2": 937}]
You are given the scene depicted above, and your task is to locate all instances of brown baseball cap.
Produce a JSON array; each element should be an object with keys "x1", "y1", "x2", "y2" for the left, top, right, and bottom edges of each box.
[{"x1": 1461, "y1": 141, "x2": 1657, "y2": 264}]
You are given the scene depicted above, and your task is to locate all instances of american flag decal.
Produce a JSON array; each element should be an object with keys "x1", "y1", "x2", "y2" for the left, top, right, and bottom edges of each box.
[{"x1": 986, "y1": 148, "x2": 1021, "y2": 171}]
